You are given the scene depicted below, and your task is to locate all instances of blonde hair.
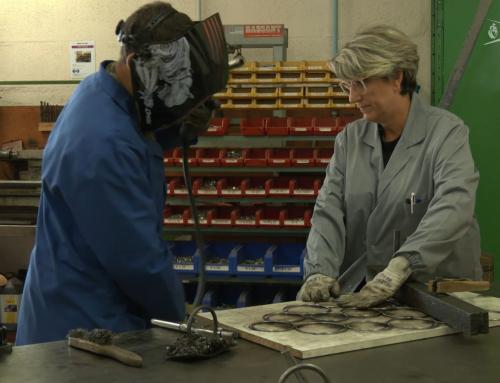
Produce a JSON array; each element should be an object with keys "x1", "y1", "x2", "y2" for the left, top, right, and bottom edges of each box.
[{"x1": 329, "y1": 25, "x2": 419, "y2": 95}]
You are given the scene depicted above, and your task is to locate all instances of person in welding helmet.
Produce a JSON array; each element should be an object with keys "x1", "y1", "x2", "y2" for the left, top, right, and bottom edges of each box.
[{"x1": 17, "y1": 1, "x2": 229, "y2": 346}]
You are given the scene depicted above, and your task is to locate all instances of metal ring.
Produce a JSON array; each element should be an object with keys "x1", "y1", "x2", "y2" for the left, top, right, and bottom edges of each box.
[
  {"x1": 346, "y1": 321, "x2": 392, "y2": 332},
  {"x1": 295, "y1": 321, "x2": 347, "y2": 335},
  {"x1": 283, "y1": 304, "x2": 332, "y2": 314},
  {"x1": 387, "y1": 319, "x2": 440, "y2": 330},
  {"x1": 279, "y1": 364, "x2": 331, "y2": 383},
  {"x1": 310, "y1": 312, "x2": 348, "y2": 322},
  {"x1": 263, "y1": 313, "x2": 306, "y2": 323},
  {"x1": 341, "y1": 308, "x2": 382, "y2": 318},
  {"x1": 248, "y1": 321, "x2": 295, "y2": 332},
  {"x1": 382, "y1": 308, "x2": 428, "y2": 320}
]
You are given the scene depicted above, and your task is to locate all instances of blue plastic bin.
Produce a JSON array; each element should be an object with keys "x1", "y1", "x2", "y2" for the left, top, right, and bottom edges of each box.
[
  {"x1": 235, "y1": 243, "x2": 271, "y2": 279},
  {"x1": 273, "y1": 286, "x2": 301, "y2": 303},
  {"x1": 196, "y1": 242, "x2": 240, "y2": 278},
  {"x1": 202, "y1": 285, "x2": 252, "y2": 311},
  {"x1": 267, "y1": 243, "x2": 306, "y2": 280},
  {"x1": 167, "y1": 241, "x2": 199, "y2": 277}
]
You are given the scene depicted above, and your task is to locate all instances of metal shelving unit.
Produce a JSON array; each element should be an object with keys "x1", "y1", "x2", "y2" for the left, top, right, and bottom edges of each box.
[
  {"x1": 198, "y1": 135, "x2": 335, "y2": 142},
  {"x1": 163, "y1": 227, "x2": 310, "y2": 237},
  {"x1": 165, "y1": 166, "x2": 326, "y2": 173},
  {"x1": 169, "y1": 197, "x2": 316, "y2": 204},
  {"x1": 182, "y1": 276, "x2": 302, "y2": 285}
]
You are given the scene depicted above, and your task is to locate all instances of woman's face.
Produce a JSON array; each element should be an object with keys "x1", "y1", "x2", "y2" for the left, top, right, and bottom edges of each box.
[{"x1": 348, "y1": 77, "x2": 400, "y2": 124}]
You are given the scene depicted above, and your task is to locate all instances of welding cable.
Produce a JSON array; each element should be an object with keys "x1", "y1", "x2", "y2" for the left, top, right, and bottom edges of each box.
[{"x1": 180, "y1": 136, "x2": 206, "y2": 309}]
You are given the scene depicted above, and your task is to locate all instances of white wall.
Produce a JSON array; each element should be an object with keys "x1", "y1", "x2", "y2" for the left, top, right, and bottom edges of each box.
[{"x1": 0, "y1": 0, "x2": 431, "y2": 105}]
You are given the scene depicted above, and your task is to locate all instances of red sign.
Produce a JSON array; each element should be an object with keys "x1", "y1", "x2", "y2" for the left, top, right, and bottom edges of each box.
[{"x1": 244, "y1": 24, "x2": 284, "y2": 38}]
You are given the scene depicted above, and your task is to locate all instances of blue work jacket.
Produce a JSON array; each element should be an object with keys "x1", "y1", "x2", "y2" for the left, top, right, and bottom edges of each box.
[{"x1": 16, "y1": 61, "x2": 185, "y2": 346}]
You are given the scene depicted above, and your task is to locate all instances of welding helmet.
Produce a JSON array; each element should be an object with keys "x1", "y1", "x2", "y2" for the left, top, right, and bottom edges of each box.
[{"x1": 116, "y1": 9, "x2": 228, "y2": 132}]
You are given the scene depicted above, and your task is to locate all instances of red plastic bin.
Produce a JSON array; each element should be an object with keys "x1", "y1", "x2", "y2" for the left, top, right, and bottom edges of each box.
[
  {"x1": 163, "y1": 206, "x2": 189, "y2": 227},
  {"x1": 218, "y1": 177, "x2": 246, "y2": 198},
  {"x1": 196, "y1": 148, "x2": 222, "y2": 167},
  {"x1": 313, "y1": 117, "x2": 339, "y2": 136},
  {"x1": 165, "y1": 177, "x2": 175, "y2": 197},
  {"x1": 221, "y1": 149, "x2": 244, "y2": 167},
  {"x1": 259, "y1": 207, "x2": 286, "y2": 228},
  {"x1": 242, "y1": 177, "x2": 271, "y2": 198},
  {"x1": 241, "y1": 118, "x2": 266, "y2": 136},
  {"x1": 290, "y1": 118, "x2": 314, "y2": 136},
  {"x1": 203, "y1": 118, "x2": 229, "y2": 136},
  {"x1": 338, "y1": 117, "x2": 359, "y2": 132},
  {"x1": 291, "y1": 149, "x2": 316, "y2": 167},
  {"x1": 291, "y1": 177, "x2": 323, "y2": 198},
  {"x1": 265, "y1": 117, "x2": 291, "y2": 136},
  {"x1": 243, "y1": 148, "x2": 268, "y2": 167},
  {"x1": 163, "y1": 150, "x2": 175, "y2": 167},
  {"x1": 234, "y1": 206, "x2": 263, "y2": 228},
  {"x1": 186, "y1": 207, "x2": 214, "y2": 227},
  {"x1": 315, "y1": 148, "x2": 334, "y2": 167},
  {"x1": 268, "y1": 148, "x2": 292, "y2": 167},
  {"x1": 210, "y1": 206, "x2": 237, "y2": 228},
  {"x1": 193, "y1": 178, "x2": 220, "y2": 198},
  {"x1": 283, "y1": 207, "x2": 312, "y2": 228},
  {"x1": 267, "y1": 176, "x2": 293, "y2": 197},
  {"x1": 169, "y1": 178, "x2": 188, "y2": 196},
  {"x1": 173, "y1": 148, "x2": 198, "y2": 167}
]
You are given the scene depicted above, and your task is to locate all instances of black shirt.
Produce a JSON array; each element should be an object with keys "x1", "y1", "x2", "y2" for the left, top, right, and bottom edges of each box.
[{"x1": 378, "y1": 124, "x2": 401, "y2": 167}]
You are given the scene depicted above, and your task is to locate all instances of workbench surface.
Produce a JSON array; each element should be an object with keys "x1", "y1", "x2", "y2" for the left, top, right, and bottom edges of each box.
[{"x1": 2, "y1": 286, "x2": 500, "y2": 383}]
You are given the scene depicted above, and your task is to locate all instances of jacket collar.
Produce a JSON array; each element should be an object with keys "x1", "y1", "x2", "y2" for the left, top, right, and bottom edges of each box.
[{"x1": 97, "y1": 61, "x2": 138, "y2": 124}]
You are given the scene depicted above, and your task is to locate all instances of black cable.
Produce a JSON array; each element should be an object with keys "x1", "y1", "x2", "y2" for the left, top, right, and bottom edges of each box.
[{"x1": 181, "y1": 139, "x2": 206, "y2": 309}]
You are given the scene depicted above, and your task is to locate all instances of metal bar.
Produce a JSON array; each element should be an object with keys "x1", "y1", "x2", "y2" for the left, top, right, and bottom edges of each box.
[
  {"x1": 393, "y1": 230, "x2": 400, "y2": 255},
  {"x1": 438, "y1": 0, "x2": 493, "y2": 110},
  {"x1": 395, "y1": 281, "x2": 489, "y2": 336},
  {"x1": 281, "y1": 350, "x2": 308, "y2": 383},
  {"x1": 164, "y1": 167, "x2": 326, "y2": 173},
  {"x1": 0, "y1": 181, "x2": 41, "y2": 189}
]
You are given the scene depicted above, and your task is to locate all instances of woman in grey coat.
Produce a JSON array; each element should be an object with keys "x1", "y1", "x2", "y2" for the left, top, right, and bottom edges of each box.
[{"x1": 297, "y1": 25, "x2": 482, "y2": 308}]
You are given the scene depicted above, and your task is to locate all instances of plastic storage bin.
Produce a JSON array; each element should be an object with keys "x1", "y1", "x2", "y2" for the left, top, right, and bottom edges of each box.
[
  {"x1": 280, "y1": 72, "x2": 303, "y2": 84},
  {"x1": 169, "y1": 178, "x2": 188, "y2": 196},
  {"x1": 234, "y1": 206, "x2": 263, "y2": 228},
  {"x1": 163, "y1": 206, "x2": 188, "y2": 227},
  {"x1": 313, "y1": 117, "x2": 338, "y2": 136},
  {"x1": 254, "y1": 87, "x2": 279, "y2": 98},
  {"x1": 315, "y1": 148, "x2": 334, "y2": 167},
  {"x1": 242, "y1": 177, "x2": 270, "y2": 198},
  {"x1": 163, "y1": 150, "x2": 175, "y2": 167},
  {"x1": 290, "y1": 118, "x2": 314, "y2": 136},
  {"x1": 255, "y1": 73, "x2": 279, "y2": 83},
  {"x1": 278, "y1": 98, "x2": 304, "y2": 109},
  {"x1": 210, "y1": 206, "x2": 238, "y2": 228},
  {"x1": 267, "y1": 176, "x2": 293, "y2": 197},
  {"x1": 193, "y1": 178, "x2": 220, "y2": 198},
  {"x1": 278, "y1": 87, "x2": 303, "y2": 98},
  {"x1": 278, "y1": 61, "x2": 304, "y2": 72},
  {"x1": 168, "y1": 241, "x2": 199, "y2": 277},
  {"x1": 204, "y1": 118, "x2": 229, "y2": 136},
  {"x1": 303, "y1": 60, "x2": 329, "y2": 71},
  {"x1": 235, "y1": 242, "x2": 271, "y2": 279},
  {"x1": 186, "y1": 207, "x2": 213, "y2": 227},
  {"x1": 241, "y1": 118, "x2": 266, "y2": 136},
  {"x1": 306, "y1": 86, "x2": 331, "y2": 98},
  {"x1": 305, "y1": 98, "x2": 331, "y2": 108},
  {"x1": 228, "y1": 72, "x2": 255, "y2": 84},
  {"x1": 218, "y1": 177, "x2": 246, "y2": 197},
  {"x1": 267, "y1": 242, "x2": 307, "y2": 280},
  {"x1": 338, "y1": 117, "x2": 359, "y2": 131},
  {"x1": 258, "y1": 206, "x2": 286, "y2": 228},
  {"x1": 304, "y1": 72, "x2": 329, "y2": 83},
  {"x1": 255, "y1": 98, "x2": 278, "y2": 109},
  {"x1": 230, "y1": 62, "x2": 254, "y2": 73},
  {"x1": 213, "y1": 87, "x2": 232, "y2": 98},
  {"x1": 196, "y1": 148, "x2": 222, "y2": 167},
  {"x1": 221, "y1": 149, "x2": 245, "y2": 167},
  {"x1": 291, "y1": 149, "x2": 316, "y2": 167},
  {"x1": 232, "y1": 87, "x2": 254, "y2": 98},
  {"x1": 232, "y1": 98, "x2": 255, "y2": 109},
  {"x1": 173, "y1": 148, "x2": 198, "y2": 167},
  {"x1": 282, "y1": 207, "x2": 312, "y2": 228},
  {"x1": 202, "y1": 285, "x2": 252, "y2": 311},
  {"x1": 268, "y1": 148, "x2": 292, "y2": 167},
  {"x1": 254, "y1": 61, "x2": 278, "y2": 72},
  {"x1": 243, "y1": 148, "x2": 268, "y2": 167},
  {"x1": 219, "y1": 99, "x2": 232, "y2": 109},
  {"x1": 198, "y1": 242, "x2": 240, "y2": 278},
  {"x1": 265, "y1": 117, "x2": 291, "y2": 136},
  {"x1": 290, "y1": 177, "x2": 323, "y2": 198},
  {"x1": 273, "y1": 286, "x2": 301, "y2": 303}
]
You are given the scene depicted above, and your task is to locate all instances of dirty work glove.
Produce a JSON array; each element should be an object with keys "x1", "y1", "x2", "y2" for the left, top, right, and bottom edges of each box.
[
  {"x1": 337, "y1": 256, "x2": 412, "y2": 308},
  {"x1": 297, "y1": 274, "x2": 340, "y2": 302}
]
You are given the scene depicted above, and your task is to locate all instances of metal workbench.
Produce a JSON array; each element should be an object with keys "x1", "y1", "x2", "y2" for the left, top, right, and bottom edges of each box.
[{"x1": 2, "y1": 286, "x2": 500, "y2": 383}]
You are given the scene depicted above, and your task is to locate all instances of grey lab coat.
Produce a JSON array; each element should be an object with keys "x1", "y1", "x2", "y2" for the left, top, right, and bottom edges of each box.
[{"x1": 305, "y1": 93, "x2": 482, "y2": 293}]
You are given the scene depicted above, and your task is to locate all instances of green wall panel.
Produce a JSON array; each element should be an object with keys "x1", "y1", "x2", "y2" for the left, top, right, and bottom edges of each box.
[{"x1": 442, "y1": 0, "x2": 500, "y2": 279}]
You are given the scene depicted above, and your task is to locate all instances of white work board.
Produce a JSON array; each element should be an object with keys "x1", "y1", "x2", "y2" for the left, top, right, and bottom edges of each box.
[{"x1": 198, "y1": 292, "x2": 500, "y2": 359}]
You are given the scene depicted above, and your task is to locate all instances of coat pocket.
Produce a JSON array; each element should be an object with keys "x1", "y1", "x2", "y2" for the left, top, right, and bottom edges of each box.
[{"x1": 398, "y1": 199, "x2": 431, "y2": 245}]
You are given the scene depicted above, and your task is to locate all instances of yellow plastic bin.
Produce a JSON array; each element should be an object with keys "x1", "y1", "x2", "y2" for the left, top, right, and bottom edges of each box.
[
  {"x1": 254, "y1": 61, "x2": 278, "y2": 72},
  {"x1": 306, "y1": 86, "x2": 331, "y2": 98},
  {"x1": 232, "y1": 87, "x2": 255, "y2": 98},
  {"x1": 255, "y1": 73, "x2": 279, "y2": 83},
  {"x1": 303, "y1": 60, "x2": 329, "y2": 71},
  {"x1": 305, "y1": 98, "x2": 332, "y2": 108},
  {"x1": 278, "y1": 61, "x2": 304, "y2": 72},
  {"x1": 278, "y1": 98, "x2": 304, "y2": 109},
  {"x1": 230, "y1": 62, "x2": 255, "y2": 73},
  {"x1": 254, "y1": 87, "x2": 279, "y2": 98},
  {"x1": 278, "y1": 87, "x2": 304, "y2": 98},
  {"x1": 255, "y1": 98, "x2": 279, "y2": 109},
  {"x1": 304, "y1": 72, "x2": 330, "y2": 83},
  {"x1": 279, "y1": 72, "x2": 303, "y2": 84},
  {"x1": 228, "y1": 73, "x2": 255, "y2": 84},
  {"x1": 214, "y1": 87, "x2": 233, "y2": 98},
  {"x1": 232, "y1": 98, "x2": 255, "y2": 109}
]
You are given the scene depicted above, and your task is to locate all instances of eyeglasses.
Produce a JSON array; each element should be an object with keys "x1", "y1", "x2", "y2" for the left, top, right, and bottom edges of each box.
[{"x1": 339, "y1": 79, "x2": 367, "y2": 96}]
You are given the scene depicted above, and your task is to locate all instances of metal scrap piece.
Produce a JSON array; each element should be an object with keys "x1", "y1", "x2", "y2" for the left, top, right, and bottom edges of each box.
[
  {"x1": 226, "y1": 150, "x2": 243, "y2": 159},
  {"x1": 209, "y1": 257, "x2": 229, "y2": 264}
]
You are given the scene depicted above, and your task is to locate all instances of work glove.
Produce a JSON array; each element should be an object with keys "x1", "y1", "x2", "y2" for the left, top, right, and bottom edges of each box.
[
  {"x1": 0, "y1": 274, "x2": 7, "y2": 287},
  {"x1": 337, "y1": 256, "x2": 412, "y2": 308},
  {"x1": 297, "y1": 274, "x2": 340, "y2": 302}
]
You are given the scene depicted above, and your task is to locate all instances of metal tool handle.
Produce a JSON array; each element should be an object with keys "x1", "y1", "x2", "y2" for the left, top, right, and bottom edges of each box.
[
  {"x1": 186, "y1": 305, "x2": 218, "y2": 341},
  {"x1": 278, "y1": 364, "x2": 330, "y2": 383}
]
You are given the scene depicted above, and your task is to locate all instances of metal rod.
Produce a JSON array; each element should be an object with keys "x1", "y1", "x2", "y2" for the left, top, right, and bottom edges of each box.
[
  {"x1": 278, "y1": 364, "x2": 330, "y2": 383},
  {"x1": 393, "y1": 230, "x2": 401, "y2": 254},
  {"x1": 281, "y1": 350, "x2": 308, "y2": 383}
]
